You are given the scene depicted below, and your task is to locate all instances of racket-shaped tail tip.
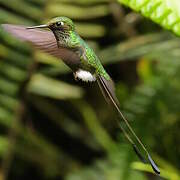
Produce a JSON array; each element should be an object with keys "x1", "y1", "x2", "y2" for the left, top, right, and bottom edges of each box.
[
  {"x1": 147, "y1": 153, "x2": 160, "y2": 175},
  {"x1": 132, "y1": 144, "x2": 146, "y2": 163}
]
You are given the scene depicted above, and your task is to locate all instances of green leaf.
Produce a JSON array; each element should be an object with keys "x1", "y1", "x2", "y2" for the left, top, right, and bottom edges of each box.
[
  {"x1": 0, "y1": 0, "x2": 43, "y2": 20},
  {"x1": 46, "y1": 3, "x2": 110, "y2": 20},
  {"x1": 27, "y1": 74, "x2": 84, "y2": 99},
  {"x1": 119, "y1": 0, "x2": 180, "y2": 36},
  {"x1": 0, "y1": 136, "x2": 9, "y2": 155},
  {"x1": 131, "y1": 161, "x2": 180, "y2": 180}
]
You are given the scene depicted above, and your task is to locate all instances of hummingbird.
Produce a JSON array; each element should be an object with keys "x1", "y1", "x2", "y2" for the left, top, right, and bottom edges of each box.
[{"x1": 2, "y1": 17, "x2": 160, "y2": 174}]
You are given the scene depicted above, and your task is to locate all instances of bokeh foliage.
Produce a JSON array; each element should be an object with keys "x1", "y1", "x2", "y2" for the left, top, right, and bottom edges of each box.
[{"x1": 0, "y1": 0, "x2": 180, "y2": 179}]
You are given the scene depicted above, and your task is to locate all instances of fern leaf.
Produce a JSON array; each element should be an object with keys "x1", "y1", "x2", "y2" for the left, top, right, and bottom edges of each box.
[{"x1": 118, "y1": 0, "x2": 180, "y2": 36}]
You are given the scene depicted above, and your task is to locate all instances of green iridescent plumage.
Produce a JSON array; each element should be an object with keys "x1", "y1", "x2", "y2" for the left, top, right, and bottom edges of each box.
[
  {"x1": 70, "y1": 31, "x2": 110, "y2": 80},
  {"x1": 48, "y1": 17, "x2": 110, "y2": 80}
]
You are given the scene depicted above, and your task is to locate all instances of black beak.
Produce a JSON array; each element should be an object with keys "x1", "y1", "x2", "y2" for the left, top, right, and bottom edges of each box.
[{"x1": 26, "y1": 24, "x2": 48, "y2": 29}]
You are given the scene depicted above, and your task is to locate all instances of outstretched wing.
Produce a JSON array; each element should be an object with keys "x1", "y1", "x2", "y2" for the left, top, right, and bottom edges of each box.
[
  {"x1": 97, "y1": 75, "x2": 160, "y2": 175},
  {"x1": 1, "y1": 24, "x2": 80, "y2": 68}
]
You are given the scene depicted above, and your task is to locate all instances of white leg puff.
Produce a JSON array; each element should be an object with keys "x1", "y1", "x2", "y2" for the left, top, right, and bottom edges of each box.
[{"x1": 75, "y1": 69, "x2": 96, "y2": 82}]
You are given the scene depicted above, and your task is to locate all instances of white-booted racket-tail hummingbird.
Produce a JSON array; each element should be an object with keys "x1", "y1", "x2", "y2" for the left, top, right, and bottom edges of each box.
[{"x1": 1, "y1": 17, "x2": 160, "y2": 175}]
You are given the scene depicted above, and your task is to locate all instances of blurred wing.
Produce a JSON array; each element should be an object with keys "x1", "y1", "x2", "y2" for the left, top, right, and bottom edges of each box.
[{"x1": 1, "y1": 24, "x2": 80, "y2": 67}]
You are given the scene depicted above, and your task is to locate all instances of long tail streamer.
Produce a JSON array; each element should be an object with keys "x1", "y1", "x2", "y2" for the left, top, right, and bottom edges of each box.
[{"x1": 97, "y1": 75, "x2": 160, "y2": 175}]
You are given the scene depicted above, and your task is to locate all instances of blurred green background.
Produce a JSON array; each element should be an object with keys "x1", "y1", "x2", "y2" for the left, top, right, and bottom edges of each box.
[{"x1": 0, "y1": 0, "x2": 180, "y2": 179}]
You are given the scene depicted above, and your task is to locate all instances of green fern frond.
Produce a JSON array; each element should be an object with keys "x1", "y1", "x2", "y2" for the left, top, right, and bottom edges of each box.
[{"x1": 118, "y1": 0, "x2": 180, "y2": 36}]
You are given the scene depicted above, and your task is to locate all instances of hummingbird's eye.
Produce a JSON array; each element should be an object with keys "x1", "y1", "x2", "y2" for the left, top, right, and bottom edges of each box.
[{"x1": 56, "y1": 21, "x2": 64, "y2": 27}]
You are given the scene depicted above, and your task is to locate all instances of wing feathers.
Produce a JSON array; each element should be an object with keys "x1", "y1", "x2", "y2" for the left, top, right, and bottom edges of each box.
[{"x1": 1, "y1": 24, "x2": 80, "y2": 68}]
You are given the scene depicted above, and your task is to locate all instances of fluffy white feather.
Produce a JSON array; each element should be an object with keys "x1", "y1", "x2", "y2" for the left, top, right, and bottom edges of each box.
[{"x1": 75, "y1": 69, "x2": 96, "y2": 82}]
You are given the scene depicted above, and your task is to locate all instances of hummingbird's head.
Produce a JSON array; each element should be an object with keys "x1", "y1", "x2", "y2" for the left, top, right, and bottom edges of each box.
[
  {"x1": 27, "y1": 16, "x2": 75, "y2": 32},
  {"x1": 47, "y1": 17, "x2": 75, "y2": 32}
]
